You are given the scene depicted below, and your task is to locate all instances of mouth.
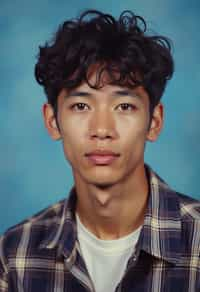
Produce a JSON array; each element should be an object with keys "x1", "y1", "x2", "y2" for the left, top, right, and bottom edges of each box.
[{"x1": 85, "y1": 151, "x2": 120, "y2": 165}]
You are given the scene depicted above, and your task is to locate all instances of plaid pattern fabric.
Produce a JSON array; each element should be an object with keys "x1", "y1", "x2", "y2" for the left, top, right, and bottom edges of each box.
[{"x1": 0, "y1": 164, "x2": 200, "y2": 292}]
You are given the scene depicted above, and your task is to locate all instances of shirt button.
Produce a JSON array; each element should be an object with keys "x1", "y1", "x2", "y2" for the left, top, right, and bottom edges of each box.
[{"x1": 132, "y1": 255, "x2": 137, "y2": 261}]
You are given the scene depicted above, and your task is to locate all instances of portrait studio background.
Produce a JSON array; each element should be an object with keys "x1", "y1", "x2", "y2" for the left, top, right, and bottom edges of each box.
[{"x1": 0, "y1": 0, "x2": 200, "y2": 234}]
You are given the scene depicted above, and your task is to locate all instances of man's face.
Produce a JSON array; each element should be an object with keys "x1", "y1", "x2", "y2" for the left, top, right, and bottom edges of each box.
[{"x1": 43, "y1": 72, "x2": 163, "y2": 187}]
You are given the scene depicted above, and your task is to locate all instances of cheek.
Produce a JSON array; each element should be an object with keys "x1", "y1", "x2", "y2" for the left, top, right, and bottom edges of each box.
[
  {"x1": 60, "y1": 119, "x2": 86, "y2": 161},
  {"x1": 118, "y1": 114, "x2": 149, "y2": 143},
  {"x1": 118, "y1": 120, "x2": 148, "y2": 162}
]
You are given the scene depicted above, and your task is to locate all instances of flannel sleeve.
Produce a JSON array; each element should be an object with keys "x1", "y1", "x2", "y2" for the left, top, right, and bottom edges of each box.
[{"x1": 0, "y1": 236, "x2": 8, "y2": 292}]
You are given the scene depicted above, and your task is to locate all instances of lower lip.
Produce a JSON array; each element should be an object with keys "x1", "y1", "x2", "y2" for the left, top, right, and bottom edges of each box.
[{"x1": 86, "y1": 155, "x2": 119, "y2": 165}]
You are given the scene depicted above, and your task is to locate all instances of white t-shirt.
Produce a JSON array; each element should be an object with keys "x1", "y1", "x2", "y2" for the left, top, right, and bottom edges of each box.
[{"x1": 76, "y1": 213, "x2": 142, "y2": 292}]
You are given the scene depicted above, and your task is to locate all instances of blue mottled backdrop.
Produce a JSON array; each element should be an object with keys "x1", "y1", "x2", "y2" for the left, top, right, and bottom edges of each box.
[{"x1": 0, "y1": 0, "x2": 200, "y2": 234}]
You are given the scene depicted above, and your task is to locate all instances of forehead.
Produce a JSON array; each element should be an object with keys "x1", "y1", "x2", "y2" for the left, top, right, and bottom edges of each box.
[
  {"x1": 64, "y1": 65, "x2": 149, "y2": 99},
  {"x1": 65, "y1": 82, "x2": 148, "y2": 101},
  {"x1": 58, "y1": 65, "x2": 150, "y2": 106}
]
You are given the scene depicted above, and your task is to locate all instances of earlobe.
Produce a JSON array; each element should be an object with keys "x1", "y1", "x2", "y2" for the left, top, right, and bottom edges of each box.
[
  {"x1": 146, "y1": 103, "x2": 164, "y2": 142},
  {"x1": 42, "y1": 103, "x2": 62, "y2": 141}
]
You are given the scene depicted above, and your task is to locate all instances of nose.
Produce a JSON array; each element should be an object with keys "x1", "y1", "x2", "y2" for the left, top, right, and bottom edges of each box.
[{"x1": 88, "y1": 108, "x2": 118, "y2": 141}]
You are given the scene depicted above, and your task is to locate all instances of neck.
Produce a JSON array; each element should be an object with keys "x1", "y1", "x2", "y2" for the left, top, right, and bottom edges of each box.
[{"x1": 75, "y1": 164, "x2": 149, "y2": 240}]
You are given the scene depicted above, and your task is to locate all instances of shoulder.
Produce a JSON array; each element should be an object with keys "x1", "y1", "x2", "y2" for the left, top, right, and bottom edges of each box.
[
  {"x1": 148, "y1": 163, "x2": 200, "y2": 255},
  {"x1": 174, "y1": 191, "x2": 200, "y2": 221},
  {"x1": 150, "y1": 164, "x2": 200, "y2": 222},
  {"x1": 0, "y1": 198, "x2": 66, "y2": 260},
  {"x1": 170, "y1": 190, "x2": 200, "y2": 254},
  {"x1": 163, "y1": 185, "x2": 200, "y2": 227}
]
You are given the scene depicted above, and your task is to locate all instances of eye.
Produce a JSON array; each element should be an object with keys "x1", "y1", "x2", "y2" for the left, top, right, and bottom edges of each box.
[
  {"x1": 70, "y1": 103, "x2": 89, "y2": 111},
  {"x1": 117, "y1": 103, "x2": 137, "y2": 111}
]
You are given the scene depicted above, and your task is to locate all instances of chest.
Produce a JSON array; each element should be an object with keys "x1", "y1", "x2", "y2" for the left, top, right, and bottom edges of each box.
[{"x1": 8, "y1": 252, "x2": 197, "y2": 292}]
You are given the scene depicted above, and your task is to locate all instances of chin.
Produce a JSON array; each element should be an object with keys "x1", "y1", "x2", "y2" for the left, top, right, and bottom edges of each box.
[
  {"x1": 85, "y1": 175, "x2": 121, "y2": 188},
  {"x1": 77, "y1": 166, "x2": 125, "y2": 187},
  {"x1": 93, "y1": 182, "x2": 115, "y2": 189}
]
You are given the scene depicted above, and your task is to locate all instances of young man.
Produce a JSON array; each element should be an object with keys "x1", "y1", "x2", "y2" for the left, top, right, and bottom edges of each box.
[{"x1": 0, "y1": 9, "x2": 199, "y2": 292}]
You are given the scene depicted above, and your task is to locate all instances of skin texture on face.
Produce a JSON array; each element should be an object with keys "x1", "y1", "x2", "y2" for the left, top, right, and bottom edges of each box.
[
  {"x1": 59, "y1": 85, "x2": 149, "y2": 186},
  {"x1": 43, "y1": 71, "x2": 163, "y2": 239}
]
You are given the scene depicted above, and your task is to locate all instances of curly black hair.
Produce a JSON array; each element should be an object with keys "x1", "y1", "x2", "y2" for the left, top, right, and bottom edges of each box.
[{"x1": 35, "y1": 9, "x2": 174, "y2": 123}]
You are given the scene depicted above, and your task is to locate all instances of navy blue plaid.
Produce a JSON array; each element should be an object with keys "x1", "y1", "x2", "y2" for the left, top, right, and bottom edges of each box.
[{"x1": 0, "y1": 164, "x2": 199, "y2": 291}]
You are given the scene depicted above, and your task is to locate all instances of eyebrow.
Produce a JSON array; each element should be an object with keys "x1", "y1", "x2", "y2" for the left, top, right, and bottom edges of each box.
[
  {"x1": 66, "y1": 89, "x2": 140, "y2": 99},
  {"x1": 111, "y1": 90, "x2": 140, "y2": 99},
  {"x1": 67, "y1": 91, "x2": 92, "y2": 98}
]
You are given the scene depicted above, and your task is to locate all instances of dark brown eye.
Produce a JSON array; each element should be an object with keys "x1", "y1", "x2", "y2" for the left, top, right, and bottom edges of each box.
[
  {"x1": 118, "y1": 103, "x2": 136, "y2": 111},
  {"x1": 70, "y1": 103, "x2": 89, "y2": 111}
]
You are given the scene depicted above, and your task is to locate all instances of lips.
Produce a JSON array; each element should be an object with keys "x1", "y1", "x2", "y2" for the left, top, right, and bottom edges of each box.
[
  {"x1": 85, "y1": 150, "x2": 120, "y2": 165},
  {"x1": 85, "y1": 150, "x2": 120, "y2": 156}
]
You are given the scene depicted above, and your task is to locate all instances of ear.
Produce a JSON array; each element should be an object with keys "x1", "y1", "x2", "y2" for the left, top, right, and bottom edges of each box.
[
  {"x1": 42, "y1": 103, "x2": 62, "y2": 140},
  {"x1": 146, "y1": 103, "x2": 164, "y2": 142}
]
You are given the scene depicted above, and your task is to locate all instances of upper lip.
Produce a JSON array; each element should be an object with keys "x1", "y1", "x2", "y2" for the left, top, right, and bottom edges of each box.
[{"x1": 85, "y1": 150, "x2": 120, "y2": 156}]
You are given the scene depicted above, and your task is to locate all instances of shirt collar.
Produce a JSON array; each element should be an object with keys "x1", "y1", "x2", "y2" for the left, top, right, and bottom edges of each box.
[
  {"x1": 137, "y1": 164, "x2": 182, "y2": 264},
  {"x1": 39, "y1": 164, "x2": 182, "y2": 265},
  {"x1": 39, "y1": 186, "x2": 78, "y2": 265}
]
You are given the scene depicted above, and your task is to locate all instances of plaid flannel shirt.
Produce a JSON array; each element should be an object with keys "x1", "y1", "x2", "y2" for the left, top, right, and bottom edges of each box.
[{"x1": 0, "y1": 164, "x2": 200, "y2": 292}]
